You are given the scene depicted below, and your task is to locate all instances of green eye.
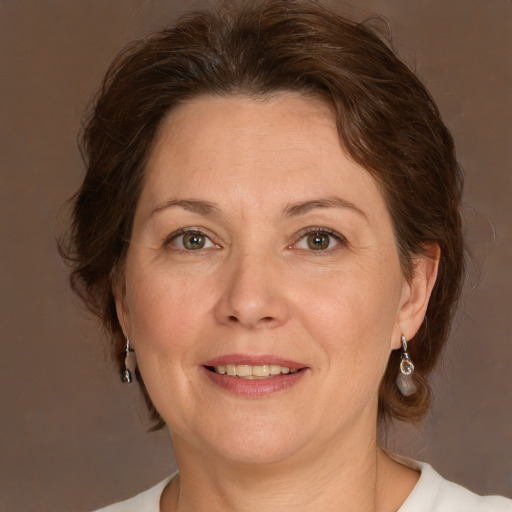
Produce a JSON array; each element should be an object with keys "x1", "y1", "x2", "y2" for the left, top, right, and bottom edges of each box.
[
  {"x1": 307, "y1": 232, "x2": 331, "y2": 250},
  {"x1": 295, "y1": 229, "x2": 343, "y2": 251},
  {"x1": 167, "y1": 230, "x2": 216, "y2": 251},
  {"x1": 182, "y1": 233, "x2": 206, "y2": 250}
]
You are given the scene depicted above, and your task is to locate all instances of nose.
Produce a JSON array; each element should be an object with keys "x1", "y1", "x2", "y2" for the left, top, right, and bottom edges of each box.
[{"x1": 213, "y1": 249, "x2": 291, "y2": 329}]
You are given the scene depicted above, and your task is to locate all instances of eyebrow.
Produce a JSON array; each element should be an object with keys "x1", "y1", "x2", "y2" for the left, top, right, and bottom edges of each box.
[
  {"x1": 283, "y1": 197, "x2": 368, "y2": 219},
  {"x1": 151, "y1": 196, "x2": 367, "y2": 220},
  {"x1": 151, "y1": 199, "x2": 221, "y2": 217}
]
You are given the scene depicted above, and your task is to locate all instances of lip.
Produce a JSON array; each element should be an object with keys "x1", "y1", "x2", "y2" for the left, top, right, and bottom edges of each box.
[
  {"x1": 202, "y1": 367, "x2": 308, "y2": 397},
  {"x1": 201, "y1": 354, "x2": 309, "y2": 398},
  {"x1": 202, "y1": 354, "x2": 307, "y2": 370}
]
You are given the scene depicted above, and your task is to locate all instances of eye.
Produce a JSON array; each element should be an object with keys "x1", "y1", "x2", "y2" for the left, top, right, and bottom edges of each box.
[
  {"x1": 166, "y1": 229, "x2": 217, "y2": 251},
  {"x1": 294, "y1": 228, "x2": 344, "y2": 251}
]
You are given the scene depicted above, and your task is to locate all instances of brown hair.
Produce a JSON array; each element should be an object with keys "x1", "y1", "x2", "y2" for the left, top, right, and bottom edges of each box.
[{"x1": 61, "y1": 0, "x2": 464, "y2": 424}]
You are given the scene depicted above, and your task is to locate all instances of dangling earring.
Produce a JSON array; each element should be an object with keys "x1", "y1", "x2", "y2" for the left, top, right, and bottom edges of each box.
[
  {"x1": 121, "y1": 338, "x2": 133, "y2": 383},
  {"x1": 396, "y1": 335, "x2": 416, "y2": 396}
]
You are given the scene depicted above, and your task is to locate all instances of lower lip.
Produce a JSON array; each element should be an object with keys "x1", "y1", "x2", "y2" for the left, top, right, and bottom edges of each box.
[{"x1": 202, "y1": 367, "x2": 308, "y2": 397}]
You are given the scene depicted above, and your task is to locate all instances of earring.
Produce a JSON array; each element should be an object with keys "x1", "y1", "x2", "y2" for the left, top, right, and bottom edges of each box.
[
  {"x1": 121, "y1": 338, "x2": 133, "y2": 383},
  {"x1": 396, "y1": 335, "x2": 417, "y2": 396}
]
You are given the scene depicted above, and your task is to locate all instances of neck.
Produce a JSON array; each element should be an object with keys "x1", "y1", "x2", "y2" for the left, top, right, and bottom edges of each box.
[{"x1": 161, "y1": 424, "x2": 411, "y2": 512}]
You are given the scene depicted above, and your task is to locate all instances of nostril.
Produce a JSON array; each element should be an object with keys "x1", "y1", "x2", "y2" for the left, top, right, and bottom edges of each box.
[{"x1": 227, "y1": 315, "x2": 276, "y2": 324}]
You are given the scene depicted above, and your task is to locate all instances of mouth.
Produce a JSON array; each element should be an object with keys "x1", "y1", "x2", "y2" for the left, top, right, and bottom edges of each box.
[
  {"x1": 201, "y1": 356, "x2": 308, "y2": 396},
  {"x1": 204, "y1": 364, "x2": 301, "y2": 379}
]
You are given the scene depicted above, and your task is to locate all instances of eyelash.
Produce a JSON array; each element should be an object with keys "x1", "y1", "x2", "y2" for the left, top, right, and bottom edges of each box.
[
  {"x1": 163, "y1": 228, "x2": 217, "y2": 251},
  {"x1": 292, "y1": 227, "x2": 346, "y2": 252},
  {"x1": 163, "y1": 226, "x2": 346, "y2": 253}
]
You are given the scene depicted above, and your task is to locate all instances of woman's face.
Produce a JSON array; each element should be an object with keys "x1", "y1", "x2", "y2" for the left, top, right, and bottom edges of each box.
[{"x1": 117, "y1": 93, "x2": 425, "y2": 466}]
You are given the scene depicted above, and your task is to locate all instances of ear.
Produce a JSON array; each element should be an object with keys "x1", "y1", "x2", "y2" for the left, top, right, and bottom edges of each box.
[{"x1": 392, "y1": 244, "x2": 440, "y2": 349}]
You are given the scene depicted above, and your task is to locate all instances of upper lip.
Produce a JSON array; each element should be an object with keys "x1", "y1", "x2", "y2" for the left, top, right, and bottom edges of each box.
[{"x1": 202, "y1": 354, "x2": 307, "y2": 370}]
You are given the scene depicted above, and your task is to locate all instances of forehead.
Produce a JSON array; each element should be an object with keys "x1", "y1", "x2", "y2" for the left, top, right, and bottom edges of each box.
[
  {"x1": 139, "y1": 92, "x2": 387, "y2": 221},
  {"x1": 150, "y1": 92, "x2": 339, "y2": 169}
]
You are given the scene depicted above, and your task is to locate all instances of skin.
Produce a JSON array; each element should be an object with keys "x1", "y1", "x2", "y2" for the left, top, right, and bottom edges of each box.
[{"x1": 116, "y1": 93, "x2": 439, "y2": 512}]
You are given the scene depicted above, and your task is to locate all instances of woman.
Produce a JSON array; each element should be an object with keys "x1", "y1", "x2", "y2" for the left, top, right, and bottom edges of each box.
[{"x1": 62, "y1": 1, "x2": 511, "y2": 510}]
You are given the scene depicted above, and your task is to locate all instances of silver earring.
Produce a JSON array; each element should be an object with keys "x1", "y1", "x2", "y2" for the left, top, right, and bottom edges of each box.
[
  {"x1": 121, "y1": 338, "x2": 133, "y2": 383},
  {"x1": 396, "y1": 335, "x2": 416, "y2": 396}
]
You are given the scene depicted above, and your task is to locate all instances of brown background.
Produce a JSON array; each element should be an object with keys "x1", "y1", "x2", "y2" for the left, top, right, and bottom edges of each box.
[{"x1": 1, "y1": 1, "x2": 511, "y2": 510}]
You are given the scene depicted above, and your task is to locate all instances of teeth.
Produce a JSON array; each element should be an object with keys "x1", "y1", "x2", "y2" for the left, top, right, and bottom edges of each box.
[
  {"x1": 213, "y1": 364, "x2": 299, "y2": 378},
  {"x1": 252, "y1": 365, "x2": 270, "y2": 377},
  {"x1": 236, "y1": 365, "x2": 253, "y2": 377},
  {"x1": 270, "y1": 365, "x2": 281, "y2": 375}
]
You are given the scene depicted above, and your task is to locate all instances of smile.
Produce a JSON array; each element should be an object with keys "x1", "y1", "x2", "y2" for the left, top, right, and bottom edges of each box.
[
  {"x1": 202, "y1": 355, "x2": 308, "y2": 396},
  {"x1": 208, "y1": 364, "x2": 299, "y2": 379}
]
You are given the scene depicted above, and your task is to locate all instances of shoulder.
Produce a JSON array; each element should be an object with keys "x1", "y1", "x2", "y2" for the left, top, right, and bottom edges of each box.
[
  {"x1": 90, "y1": 475, "x2": 174, "y2": 512},
  {"x1": 399, "y1": 461, "x2": 512, "y2": 512}
]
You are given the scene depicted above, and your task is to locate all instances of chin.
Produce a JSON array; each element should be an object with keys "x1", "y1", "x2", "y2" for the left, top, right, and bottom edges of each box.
[
  {"x1": 215, "y1": 434, "x2": 305, "y2": 466},
  {"x1": 185, "y1": 416, "x2": 313, "y2": 467}
]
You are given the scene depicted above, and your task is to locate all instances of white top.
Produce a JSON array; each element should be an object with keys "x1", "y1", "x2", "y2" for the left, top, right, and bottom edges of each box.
[{"x1": 93, "y1": 462, "x2": 512, "y2": 511}]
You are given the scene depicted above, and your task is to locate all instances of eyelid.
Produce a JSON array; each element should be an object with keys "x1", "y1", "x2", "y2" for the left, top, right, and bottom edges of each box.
[
  {"x1": 163, "y1": 227, "x2": 219, "y2": 250},
  {"x1": 290, "y1": 226, "x2": 347, "y2": 250}
]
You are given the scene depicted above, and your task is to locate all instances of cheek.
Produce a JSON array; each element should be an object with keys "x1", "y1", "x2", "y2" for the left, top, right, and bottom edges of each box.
[
  {"x1": 124, "y1": 261, "x2": 214, "y2": 361},
  {"x1": 299, "y1": 261, "x2": 402, "y2": 337},
  {"x1": 122, "y1": 265, "x2": 217, "y2": 423},
  {"x1": 296, "y1": 260, "x2": 403, "y2": 382}
]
